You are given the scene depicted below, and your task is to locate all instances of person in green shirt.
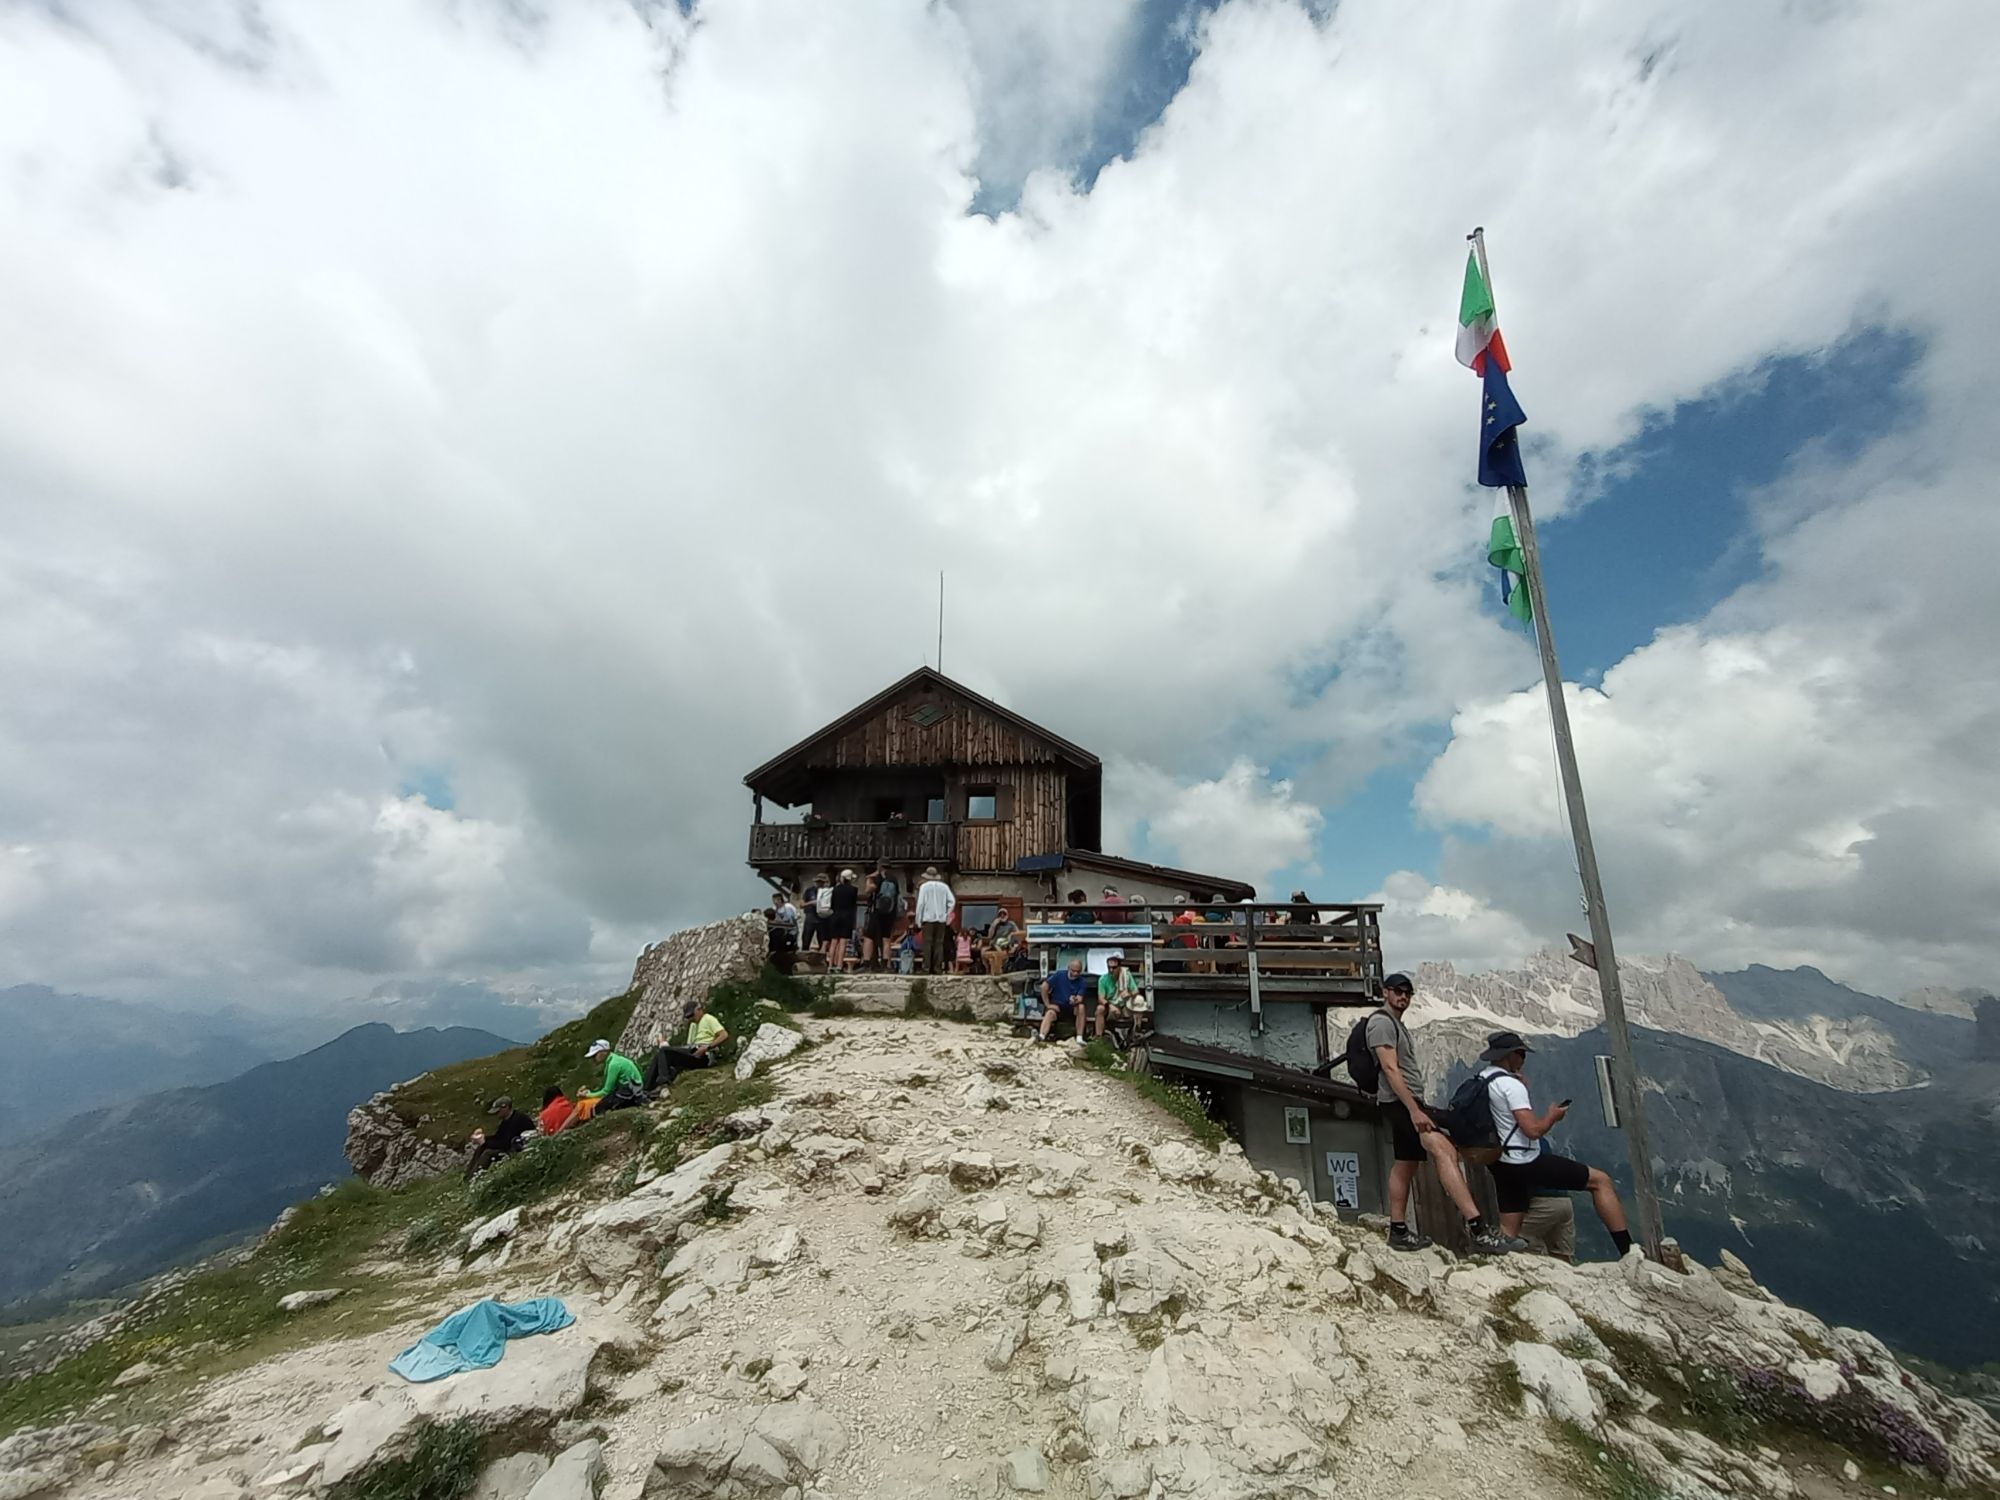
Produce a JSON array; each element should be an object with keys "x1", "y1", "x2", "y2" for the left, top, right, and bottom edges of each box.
[
  {"x1": 580, "y1": 1038, "x2": 646, "y2": 1112},
  {"x1": 1092, "y1": 954, "x2": 1147, "y2": 1042},
  {"x1": 642, "y1": 999, "x2": 732, "y2": 1092}
]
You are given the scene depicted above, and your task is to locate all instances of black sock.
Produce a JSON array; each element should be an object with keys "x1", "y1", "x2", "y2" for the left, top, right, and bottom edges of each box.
[
  {"x1": 1389, "y1": 1220, "x2": 1407, "y2": 1234},
  {"x1": 1611, "y1": 1229, "x2": 1634, "y2": 1254}
]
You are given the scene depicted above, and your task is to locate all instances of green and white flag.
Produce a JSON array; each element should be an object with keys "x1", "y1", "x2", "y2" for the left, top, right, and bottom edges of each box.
[{"x1": 1487, "y1": 492, "x2": 1531, "y2": 624}]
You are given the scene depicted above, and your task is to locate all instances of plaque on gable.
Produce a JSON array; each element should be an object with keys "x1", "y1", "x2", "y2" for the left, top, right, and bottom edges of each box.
[{"x1": 905, "y1": 701, "x2": 954, "y2": 728}]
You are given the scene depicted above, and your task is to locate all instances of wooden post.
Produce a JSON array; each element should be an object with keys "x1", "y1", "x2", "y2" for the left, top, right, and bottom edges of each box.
[{"x1": 1472, "y1": 229, "x2": 1665, "y2": 1257}]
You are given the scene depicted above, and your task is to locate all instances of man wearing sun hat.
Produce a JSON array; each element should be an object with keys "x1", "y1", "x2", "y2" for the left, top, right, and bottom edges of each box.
[
  {"x1": 579, "y1": 1036, "x2": 646, "y2": 1114},
  {"x1": 1478, "y1": 1029, "x2": 1635, "y2": 1258}
]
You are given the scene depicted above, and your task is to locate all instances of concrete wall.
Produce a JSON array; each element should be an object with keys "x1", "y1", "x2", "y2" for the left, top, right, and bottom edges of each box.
[
  {"x1": 621, "y1": 912, "x2": 769, "y2": 1054},
  {"x1": 1233, "y1": 1086, "x2": 1392, "y2": 1217},
  {"x1": 1151, "y1": 997, "x2": 1323, "y2": 1071}
]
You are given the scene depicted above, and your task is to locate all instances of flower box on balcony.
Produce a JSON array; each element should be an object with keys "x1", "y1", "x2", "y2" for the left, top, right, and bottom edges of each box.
[{"x1": 803, "y1": 814, "x2": 830, "y2": 832}]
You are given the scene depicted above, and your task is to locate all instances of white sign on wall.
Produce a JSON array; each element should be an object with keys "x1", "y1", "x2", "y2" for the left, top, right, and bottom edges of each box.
[
  {"x1": 1284, "y1": 1106, "x2": 1310, "y2": 1144},
  {"x1": 1325, "y1": 1150, "x2": 1361, "y2": 1209}
]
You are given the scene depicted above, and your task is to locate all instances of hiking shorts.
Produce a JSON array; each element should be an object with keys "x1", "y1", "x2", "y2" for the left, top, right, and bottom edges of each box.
[
  {"x1": 1384, "y1": 1100, "x2": 1436, "y2": 1163},
  {"x1": 1491, "y1": 1151, "x2": 1592, "y2": 1214},
  {"x1": 866, "y1": 911, "x2": 894, "y2": 941}
]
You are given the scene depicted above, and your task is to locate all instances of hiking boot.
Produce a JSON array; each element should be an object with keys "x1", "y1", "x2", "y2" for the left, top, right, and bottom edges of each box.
[
  {"x1": 1469, "y1": 1225, "x2": 1529, "y2": 1256},
  {"x1": 1387, "y1": 1225, "x2": 1432, "y2": 1253}
]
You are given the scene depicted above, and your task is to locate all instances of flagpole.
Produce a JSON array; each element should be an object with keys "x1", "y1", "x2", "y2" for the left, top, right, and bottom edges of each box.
[{"x1": 1469, "y1": 228, "x2": 1667, "y2": 1257}]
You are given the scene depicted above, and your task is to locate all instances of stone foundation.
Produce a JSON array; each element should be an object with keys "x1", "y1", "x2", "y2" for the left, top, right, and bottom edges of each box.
[{"x1": 619, "y1": 913, "x2": 769, "y2": 1054}]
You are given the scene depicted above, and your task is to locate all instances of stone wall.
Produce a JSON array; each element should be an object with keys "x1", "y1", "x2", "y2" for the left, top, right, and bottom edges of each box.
[{"x1": 618, "y1": 913, "x2": 769, "y2": 1055}]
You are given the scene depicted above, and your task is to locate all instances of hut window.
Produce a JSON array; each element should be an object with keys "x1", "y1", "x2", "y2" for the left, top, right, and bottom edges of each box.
[{"x1": 966, "y1": 786, "x2": 998, "y2": 821}]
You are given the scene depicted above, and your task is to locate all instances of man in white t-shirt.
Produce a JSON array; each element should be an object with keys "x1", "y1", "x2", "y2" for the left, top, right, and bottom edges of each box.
[{"x1": 1477, "y1": 1030, "x2": 1636, "y2": 1259}]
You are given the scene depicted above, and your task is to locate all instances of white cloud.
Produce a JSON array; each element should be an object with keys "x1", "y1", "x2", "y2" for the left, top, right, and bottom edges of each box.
[
  {"x1": 0, "y1": 0, "x2": 1996, "y2": 1007},
  {"x1": 1368, "y1": 871, "x2": 1540, "y2": 975},
  {"x1": 1106, "y1": 756, "x2": 1323, "y2": 894}
]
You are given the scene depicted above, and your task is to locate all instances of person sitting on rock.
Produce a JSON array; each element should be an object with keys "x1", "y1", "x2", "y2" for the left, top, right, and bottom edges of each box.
[
  {"x1": 1035, "y1": 956, "x2": 1095, "y2": 1045},
  {"x1": 644, "y1": 999, "x2": 731, "y2": 1092},
  {"x1": 1477, "y1": 1030, "x2": 1636, "y2": 1258},
  {"x1": 1369, "y1": 974, "x2": 1525, "y2": 1256},
  {"x1": 1092, "y1": 953, "x2": 1146, "y2": 1043},
  {"x1": 580, "y1": 1038, "x2": 647, "y2": 1112},
  {"x1": 538, "y1": 1084, "x2": 574, "y2": 1135},
  {"x1": 463, "y1": 1095, "x2": 536, "y2": 1179}
]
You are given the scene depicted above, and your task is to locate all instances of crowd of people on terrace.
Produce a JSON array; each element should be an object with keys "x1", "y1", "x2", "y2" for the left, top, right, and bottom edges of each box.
[{"x1": 760, "y1": 867, "x2": 1341, "y2": 976}]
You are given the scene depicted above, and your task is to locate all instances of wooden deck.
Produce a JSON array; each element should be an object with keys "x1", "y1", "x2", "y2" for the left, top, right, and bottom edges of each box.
[{"x1": 1023, "y1": 901, "x2": 1387, "y2": 1006}]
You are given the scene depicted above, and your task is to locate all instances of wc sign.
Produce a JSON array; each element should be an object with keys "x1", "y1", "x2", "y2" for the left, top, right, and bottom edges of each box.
[{"x1": 1324, "y1": 1151, "x2": 1361, "y2": 1209}]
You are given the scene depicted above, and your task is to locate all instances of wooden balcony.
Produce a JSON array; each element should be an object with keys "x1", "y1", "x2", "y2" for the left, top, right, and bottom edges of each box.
[
  {"x1": 1023, "y1": 901, "x2": 1386, "y2": 1005},
  {"x1": 748, "y1": 820, "x2": 957, "y2": 871}
]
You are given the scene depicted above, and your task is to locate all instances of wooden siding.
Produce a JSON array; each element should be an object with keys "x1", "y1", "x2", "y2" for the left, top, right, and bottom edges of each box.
[
  {"x1": 951, "y1": 766, "x2": 1066, "y2": 873},
  {"x1": 794, "y1": 686, "x2": 1070, "y2": 771}
]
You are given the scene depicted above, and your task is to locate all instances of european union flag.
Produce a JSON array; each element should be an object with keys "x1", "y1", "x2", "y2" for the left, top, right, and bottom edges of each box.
[{"x1": 1478, "y1": 359, "x2": 1527, "y2": 488}]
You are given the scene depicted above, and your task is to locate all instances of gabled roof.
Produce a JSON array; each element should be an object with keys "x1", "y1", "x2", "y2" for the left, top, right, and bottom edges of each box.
[{"x1": 744, "y1": 667, "x2": 1101, "y2": 788}]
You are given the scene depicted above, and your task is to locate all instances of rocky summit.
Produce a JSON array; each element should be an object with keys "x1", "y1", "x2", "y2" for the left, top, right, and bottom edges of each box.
[{"x1": 4, "y1": 1014, "x2": 1998, "y2": 1500}]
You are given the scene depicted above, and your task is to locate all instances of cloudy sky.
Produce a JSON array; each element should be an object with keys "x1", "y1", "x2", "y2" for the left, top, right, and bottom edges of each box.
[{"x1": 2, "y1": 0, "x2": 1996, "y2": 1023}]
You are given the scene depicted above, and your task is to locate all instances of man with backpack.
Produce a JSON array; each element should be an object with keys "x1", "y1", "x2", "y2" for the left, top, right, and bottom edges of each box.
[
  {"x1": 864, "y1": 863, "x2": 899, "y2": 971},
  {"x1": 1355, "y1": 973, "x2": 1524, "y2": 1254},
  {"x1": 1475, "y1": 1030, "x2": 1636, "y2": 1258}
]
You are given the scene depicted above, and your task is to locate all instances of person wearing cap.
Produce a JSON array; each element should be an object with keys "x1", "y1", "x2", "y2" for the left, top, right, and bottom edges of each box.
[
  {"x1": 1367, "y1": 973, "x2": 1525, "y2": 1255},
  {"x1": 644, "y1": 998, "x2": 731, "y2": 1092},
  {"x1": 1478, "y1": 1030, "x2": 1635, "y2": 1257},
  {"x1": 463, "y1": 1095, "x2": 536, "y2": 1179},
  {"x1": 915, "y1": 865, "x2": 956, "y2": 976},
  {"x1": 580, "y1": 1038, "x2": 646, "y2": 1112}
]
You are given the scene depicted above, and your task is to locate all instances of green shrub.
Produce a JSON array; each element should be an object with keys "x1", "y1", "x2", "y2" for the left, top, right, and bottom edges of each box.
[
  {"x1": 1073, "y1": 1044, "x2": 1225, "y2": 1149},
  {"x1": 466, "y1": 1130, "x2": 593, "y2": 1217},
  {"x1": 328, "y1": 1419, "x2": 481, "y2": 1500}
]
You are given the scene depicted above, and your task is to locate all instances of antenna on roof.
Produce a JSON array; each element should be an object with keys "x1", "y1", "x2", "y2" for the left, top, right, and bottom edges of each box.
[{"x1": 937, "y1": 571, "x2": 945, "y2": 675}]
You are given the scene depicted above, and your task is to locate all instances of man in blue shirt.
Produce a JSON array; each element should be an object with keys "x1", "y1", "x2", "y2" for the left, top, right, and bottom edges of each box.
[{"x1": 1035, "y1": 957, "x2": 1095, "y2": 1045}]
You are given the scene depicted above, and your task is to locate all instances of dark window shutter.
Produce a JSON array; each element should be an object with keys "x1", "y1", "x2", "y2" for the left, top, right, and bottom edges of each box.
[{"x1": 995, "y1": 784, "x2": 1017, "y2": 822}]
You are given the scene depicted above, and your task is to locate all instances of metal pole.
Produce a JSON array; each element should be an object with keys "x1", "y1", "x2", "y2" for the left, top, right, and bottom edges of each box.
[
  {"x1": 1504, "y1": 483, "x2": 1665, "y2": 1255},
  {"x1": 1470, "y1": 227, "x2": 1665, "y2": 1255},
  {"x1": 937, "y1": 571, "x2": 945, "y2": 675}
]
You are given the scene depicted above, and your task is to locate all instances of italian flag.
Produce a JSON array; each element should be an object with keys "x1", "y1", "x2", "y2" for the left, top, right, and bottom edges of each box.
[
  {"x1": 1456, "y1": 251, "x2": 1511, "y2": 375},
  {"x1": 1487, "y1": 493, "x2": 1531, "y2": 624}
]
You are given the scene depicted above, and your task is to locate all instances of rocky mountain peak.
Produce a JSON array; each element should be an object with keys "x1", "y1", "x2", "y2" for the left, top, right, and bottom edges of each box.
[{"x1": 6, "y1": 1013, "x2": 1998, "y2": 1500}]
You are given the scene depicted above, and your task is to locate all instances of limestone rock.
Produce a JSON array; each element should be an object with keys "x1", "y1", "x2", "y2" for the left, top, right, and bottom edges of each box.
[
  {"x1": 571, "y1": 1142, "x2": 739, "y2": 1283},
  {"x1": 470, "y1": 1450, "x2": 549, "y2": 1500},
  {"x1": 1146, "y1": 1141, "x2": 1211, "y2": 1184},
  {"x1": 467, "y1": 1208, "x2": 523, "y2": 1255},
  {"x1": 344, "y1": 1093, "x2": 465, "y2": 1187},
  {"x1": 1000, "y1": 1446, "x2": 1050, "y2": 1492},
  {"x1": 524, "y1": 1440, "x2": 604, "y2": 1500},
  {"x1": 276, "y1": 1288, "x2": 345, "y2": 1313},
  {"x1": 643, "y1": 1401, "x2": 846, "y2": 1498},
  {"x1": 984, "y1": 1317, "x2": 1028, "y2": 1371},
  {"x1": 735, "y1": 1023, "x2": 805, "y2": 1082},
  {"x1": 948, "y1": 1151, "x2": 998, "y2": 1187},
  {"x1": 1513, "y1": 1289, "x2": 1598, "y2": 1353},
  {"x1": 112, "y1": 1359, "x2": 163, "y2": 1388},
  {"x1": 886, "y1": 1177, "x2": 954, "y2": 1236},
  {"x1": 1509, "y1": 1341, "x2": 1600, "y2": 1430}
]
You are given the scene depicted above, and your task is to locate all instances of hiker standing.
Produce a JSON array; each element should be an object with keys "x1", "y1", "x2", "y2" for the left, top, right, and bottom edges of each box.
[
  {"x1": 1365, "y1": 973, "x2": 1524, "y2": 1255},
  {"x1": 916, "y1": 866, "x2": 956, "y2": 975},
  {"x1": 1477, "y1": 1030, "x2": 1636, "y2": 1257},
  {"x1": 864, "y1": 863, "x2": 899, "y2": 971}
]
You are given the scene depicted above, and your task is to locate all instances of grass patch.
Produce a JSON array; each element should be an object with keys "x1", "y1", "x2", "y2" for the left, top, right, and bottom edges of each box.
[
  {"x1": 0, "y1": 1173, "x2": 465, "y2": 1437},
  {"x1": 389, "y1": 989, "x2": 645, "y2": 1147},
  {"x1": 649, "y1": 1072, "x2": 776, "y2": 1177},
  {"x1": 1073, "y1": 1045, "x2": 1226, "y2": 1150},
  {"x1": 328, "y1": 1418, "x2": 481, "y2": 1500},
  {"x1": 1548, "y1": 1420, "x2": 1670, "y2": 1500}
]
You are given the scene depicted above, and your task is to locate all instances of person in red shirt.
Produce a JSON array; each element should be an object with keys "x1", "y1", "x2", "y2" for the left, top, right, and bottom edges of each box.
[{"x1": 539, "y1": 1085, "x2": 574, "y2": 1135}]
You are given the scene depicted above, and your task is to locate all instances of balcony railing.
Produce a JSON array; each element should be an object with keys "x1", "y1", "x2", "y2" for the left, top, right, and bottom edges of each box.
[
  {"x1": 1021, "y1": 901, "x2": 1386, "y2": 1002},
  {"x1": 749, "y1": 820, "x2": 957, "y2": 870}
]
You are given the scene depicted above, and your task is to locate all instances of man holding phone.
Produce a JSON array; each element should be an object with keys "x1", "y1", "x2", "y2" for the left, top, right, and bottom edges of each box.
[{"x1": 1478, "y1": 1030, "x2": 1635, "y2": 1258}]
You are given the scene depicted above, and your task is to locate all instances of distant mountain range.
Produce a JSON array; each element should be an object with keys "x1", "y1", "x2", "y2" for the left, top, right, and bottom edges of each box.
[
  {"x1": 1410, "y1": 959, "x2": 1998, "y2": 1367},
  {"x1": 0, "y1": 1022, "x2": 512, "y2": 1314},
  {"x1": 0, "y1": 981, "x2": 569, "y2": 1145}
]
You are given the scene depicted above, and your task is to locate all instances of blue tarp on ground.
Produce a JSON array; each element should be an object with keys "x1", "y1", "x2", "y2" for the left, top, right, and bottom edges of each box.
[{"x1": 388, "y1": 1296, "x2": 575, "y2": 1383}]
